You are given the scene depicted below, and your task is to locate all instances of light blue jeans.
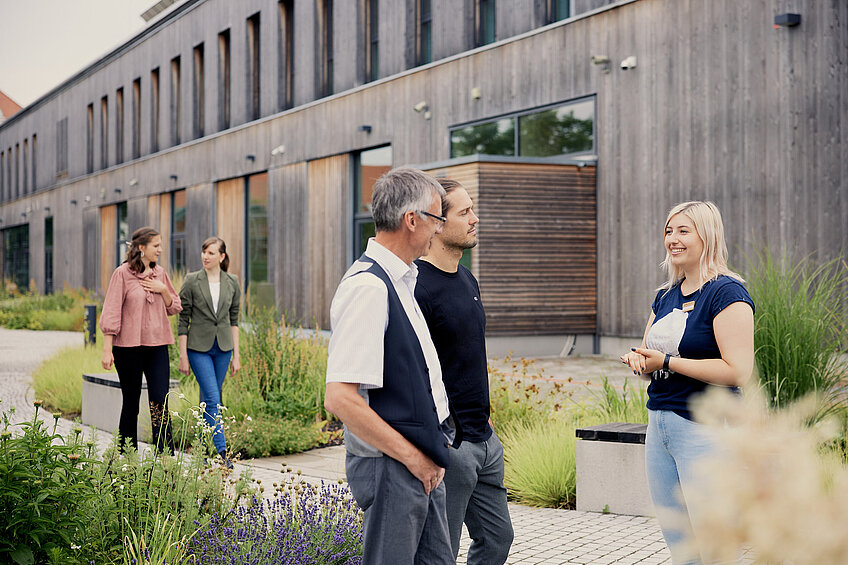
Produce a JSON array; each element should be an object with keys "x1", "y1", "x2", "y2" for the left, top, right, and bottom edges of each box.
[
  {"x1": 187, "y1": 339, "x2": 232, "y2": 454},
  {"x1": 646, "y1": 409, "x2": 724, "y2": 565}
]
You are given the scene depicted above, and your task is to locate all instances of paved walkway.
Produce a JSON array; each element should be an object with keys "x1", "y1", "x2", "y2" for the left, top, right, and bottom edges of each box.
[{"x1": 0, "y1": 328, "x2": 683, "y2": 564}]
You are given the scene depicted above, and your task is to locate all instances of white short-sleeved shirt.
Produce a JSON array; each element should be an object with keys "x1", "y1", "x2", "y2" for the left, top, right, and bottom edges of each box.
[{"x1": 326, "y1": 239, "x2": 451, "y2": 455}]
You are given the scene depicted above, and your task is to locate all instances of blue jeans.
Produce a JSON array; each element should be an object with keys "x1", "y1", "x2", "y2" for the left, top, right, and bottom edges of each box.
[
  {"x1": 187, "y1": 339, "x2": 232, "y2": 454},
  {"x1": 646, "y1": 409, "x2": 721, "y2": 565}
]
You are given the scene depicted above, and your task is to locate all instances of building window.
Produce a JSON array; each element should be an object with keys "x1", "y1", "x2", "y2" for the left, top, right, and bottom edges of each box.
[
  {"x1": 86, "y1": 104, "x2": 94, "y2": 173},
  {"x1": 193, "y1": 43, "x2": 205, "y2": 138},
  {"x1": 451, "y1": 97, "x2": 595, "y2": 158},
  {"x1": 365, "y1": 0, "x2": 379, "y2": 82},
  {"x1": 278, "y1": 1, "x2": 294, "y2": 110},
  {"x1": 116, "y1": 88, "x2": 124, "y2": 164},
  {"x1": 6, "y1": 147, "x2": 12, "y2": 198},
  {"x1": 353, "y1": 145, "x2": 392, "y2": 259},
  {"x1": 44, "y1": 216, "x2": 53, "y2": 294},
  {"x1": 100, "y1": 97, "x2": 109, "y2": 169},
  {"x1": 0, "y1": 151, "x2": 5, "y2": 202},
  {"x1": 218, "y1": 29, "x2": 231, "y2": 130},
  {"x1": 22, "y1": 139, "x2": 28, "y2": 194},
  {"x1": 170, "y1": 57, "x2": 181, "y2": 146},
  {"x1": 246, "y1": 173, "x2": 268, "y2": 288},
  {"x1": 549, "y1": 0, "x2": 570, "y2": 22},
  {"x1": 417, "y1": 0, "x2": 432, "y2": 65},
  {"x1": 14, "y1": 143, "x2": 19, "y2": 198},
  {"x1": 31, "y1": 134, "x2": 37, "y2": 191},
  {"x1": 132, "y1": 78, "x2": 141, "y2": 159},
  {"x1": 151, "y1": 68, "x2": 160, "y2": 152},
  {"x1": 56, "y1": 118, "x2": 68, "y2": 177},
  {"x1": 475, "y1": 0, "x2": 496, "y2": 47},
  {"x1": 321, "y1": 0, "x2": 334, "y2": 96},
  {"x1": 171, "y1": 189, "x2": 187, "y2": 270},
  {"x1": 246, "y1": 12, "x2": 261, "y2": 121},
  {"x1": 116, "y1": 201, "x2": 129, "y2": 267},
  {"x1": 2, "y1": 224, "x2": 29, "y2": 291}
]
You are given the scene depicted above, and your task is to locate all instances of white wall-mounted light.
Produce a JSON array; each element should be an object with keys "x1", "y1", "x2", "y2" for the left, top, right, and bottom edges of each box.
[
  {"x1": 620, "y1": 56, "x2": 637, "y2": 70},
  {"x1": 471, "y1": 87, "x2": 481, "y2": 100},
  {"x1": 591, "y1": 54, "x2": 611, "y2": 74},
  {"x1": 271, "y1": 144, "x2": 286, "y2": 156},
  {"x1": 129, "y1": 178, "x2": 138, "y2": 186},
  {"x1": 413, "y1": 100, "x2": 428, "y2": 113}
]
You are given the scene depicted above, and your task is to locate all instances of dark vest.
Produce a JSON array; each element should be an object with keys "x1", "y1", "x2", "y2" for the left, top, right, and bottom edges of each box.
[{"x1": 357, "y1": 256, "x2": 452, "y2": 469}]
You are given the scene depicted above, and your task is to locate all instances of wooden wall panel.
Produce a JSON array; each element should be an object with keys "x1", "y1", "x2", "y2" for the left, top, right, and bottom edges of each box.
[
  {"x1": 82, "y1": 207, "x2": 98, "y2": 290},
  {"x1": 424, "y1": 162, "x2": 481, "y2": 274},
  {"x1": 307, "y1": 154, "x2": 349, "y2": 329},
  {"x1": 147, "y1": 195, "x2": 160, "y2": 230},
  {"x1": 216, "y1": 178, "x2": 244, "y2": 283},
  {"x1": 270, "y1": 162, "x2": 309, "y2": 323},
  {"x1": 99, "y1": 205, "x2": 116, "y2": 294},
  {"x1": 158, "y1": 195, "x2": 171, "y2": 271},
  {"x1": 185, "y1": 183, "x2": 214, "y2": 272}
]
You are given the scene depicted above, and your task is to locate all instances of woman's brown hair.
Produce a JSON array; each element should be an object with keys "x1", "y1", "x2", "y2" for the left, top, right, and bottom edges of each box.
[
  {"x1": 125, "y1": 227, "x2": 160, "y2": 273},
  {"x1": 202, "y1": 236, "x2": 229, "y2": 272}
]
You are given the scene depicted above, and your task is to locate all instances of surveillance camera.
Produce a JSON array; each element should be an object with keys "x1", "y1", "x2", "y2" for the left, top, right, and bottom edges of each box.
[
  {"x1": 620, "y1": 56, "x2": 637, "y2": 70},
  {"x1": 590, "y1": 55, "x2": 610, "y2": 65},
  {"x1": 413, "y1": 100, "x2": 428, "y2": 113},
  {"x1": 271, "y1": 144, "x2": 285, "y2": 156}
]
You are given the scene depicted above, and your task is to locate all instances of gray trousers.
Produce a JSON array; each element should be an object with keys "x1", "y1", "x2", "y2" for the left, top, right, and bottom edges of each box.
[
  {"x1": 346, "y1": 452, "x2": 454, "y2": 565},
  {"x1": 444, "y1": 430, "x2": 514, "y2": 565}
]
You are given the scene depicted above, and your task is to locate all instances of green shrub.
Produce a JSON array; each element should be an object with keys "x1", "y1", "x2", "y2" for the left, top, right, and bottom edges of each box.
[
  {"x1": 0, "y1": 286, "x2": 97, "y2": 332},
  {"x1": 227, "y1": 414, "x2": 326, "y2": 458},
  {"x1": 501, "y1": 416, "x2": 577, "y2": 509},
  {"x1": 745, "y1": 250, "x2": 848, "y2": 421}
]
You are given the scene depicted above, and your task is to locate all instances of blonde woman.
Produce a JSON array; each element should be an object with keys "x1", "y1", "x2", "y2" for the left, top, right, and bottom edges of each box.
[
  {"x1": 100, "y1": 227, "x2": 182, "y2": 454},
  {"x1": 620, "y1": 201, "x2": 755, "y2": 564}
]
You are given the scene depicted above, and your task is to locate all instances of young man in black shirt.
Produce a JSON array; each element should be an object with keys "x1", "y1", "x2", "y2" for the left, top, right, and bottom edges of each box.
[{"x1": 415, "y1": 178, "x2": 514, "y2": 565}]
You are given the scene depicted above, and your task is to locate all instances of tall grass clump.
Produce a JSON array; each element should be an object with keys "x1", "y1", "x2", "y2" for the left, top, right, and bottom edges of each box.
[
  {"x1": 32, "y1": 334, "x2": 111, "y2": 416},
  {"x1": 745, "y1": 250, "x2": 848, "y2": 421},
  {"x1": 0, "y1": 285, "x2": 98, "y2": 331}
]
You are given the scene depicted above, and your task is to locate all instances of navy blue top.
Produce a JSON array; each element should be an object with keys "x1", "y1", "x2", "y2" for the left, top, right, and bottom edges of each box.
[
  {"x1": 645, "y1": 275, "x2": 754, "y2": 419},
  {"x1": 415, "y1": 260, "x2": 492, "y2": 443}
]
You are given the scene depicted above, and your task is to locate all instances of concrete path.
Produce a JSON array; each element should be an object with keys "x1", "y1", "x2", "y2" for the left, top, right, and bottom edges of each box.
[{"x1": 0, "y1": 327, "x2": 685, "y2": 564}]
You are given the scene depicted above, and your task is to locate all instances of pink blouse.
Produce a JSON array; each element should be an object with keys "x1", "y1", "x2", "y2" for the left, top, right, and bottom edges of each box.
[{"x1": 99, "y1": 263, "x2": 182, "y2": 347}]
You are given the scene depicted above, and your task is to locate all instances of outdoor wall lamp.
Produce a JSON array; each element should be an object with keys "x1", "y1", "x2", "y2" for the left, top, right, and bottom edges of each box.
[
  {"x1": 358, "y1": 125, "x2": 372, "y2": 133},
  {"x1": 129, "y1": 178, "x2": 138, "y2": 187},
  {"x1": 413, "y1": 100, "x2": 428, "y2": 113},
  {"x1": 44, "y1": 206, "x2": 51, "y2": 213},
  {"x1": 169, "y1": 174, "x2": 178, "y2": 182},
  {"x1": 114, "y1": 188, "x2": 122, "y2": 194},
  {"x1": 591, "y1": 54, "x2": 611, "y2": 74},
  {"x1": 471, "y1": 87, "x2": 482, "y2": 100},
  {"x1": 271, "y1": 144, "x2": 286, "y2": 156},
  {"x1": 70, "y1": 199, "x2": 78, "y2": 205},
  {"x1": 245, "y1": 154, "x2": 256, "y2": 162},
  {"x1": 774, "y1": 13, "x2": 801, "y2": 28}
]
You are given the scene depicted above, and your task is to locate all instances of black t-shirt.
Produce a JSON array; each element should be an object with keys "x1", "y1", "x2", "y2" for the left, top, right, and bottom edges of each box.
[{"x1": 414, "y1": 260, "x2": 492, "y2": 443}]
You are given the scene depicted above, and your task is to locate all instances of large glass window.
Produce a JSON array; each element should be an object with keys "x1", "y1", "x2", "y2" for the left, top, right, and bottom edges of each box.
[
  {"x1": 44, "y1": 217, "x2": 53, "y2": 294},
  {"x1": 418, "y1": 0, "x2": 432, "y2": 65},
  {"x1": 246, "y1": 173, "x2": 268, "y2": 286},
  {"x1": 116, "y1": 201, "x2": 128, "y2": 267},
  {"x1": 353, "y1": 145, "x2": 392, "y2": 258},
  {"x1": 549, "y1": 0, "x2": 570, "y2": 22},
  {"x1": 2, "y1": 224, "x2": 29, "y2": 291},
  {"x1": 171, "y1": 189, "x2": 187, "y2": 270},
  {"x1": 476, "y1": 0, "x2": 496, "y2": 46},
  {"x1": 450, "y1": 98, "x2": 594, "y2": 159}
]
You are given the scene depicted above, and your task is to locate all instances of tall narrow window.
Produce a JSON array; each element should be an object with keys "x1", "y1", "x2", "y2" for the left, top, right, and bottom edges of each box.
[
  {"x1": 86, "y1": 104, "x2": 94, "y2": 173},
  {"x1": 246, "y1": 12, "x2": 261, "y2": 120},
  {"x1": 246, "y1": 172, "x2": 269, "y2": 288},
  {"x1": 14, "y1": 143, "x2": 20, "y2": 198},
  {"x1": 322, "y1": 0, "x2": 334, "y2": 96},
  {"x1": 365, "y1": 0, "x2": 379, "y2": 82},
  {"x1": 100, "y1": 97, "x2": 108, "y2": 169},
  {"x1": 417, "y1": 0, "x2": 432, "y2": 65},
  {"x1": 193, "y1": 43, "x2": 205, "y2": 138},
  {"x1": 549, "y1": 0, "x2": 570, "y2": 22},
  {"x1": 22, "y1": 139, "x2": 28, "y2": 193},
  {"x1": 151, "y1": 68, "x2": 160, "y2": 152},
  {"x1": 218, "y1": 29, "x2": 231, "y2": 130},
  {"x1": 278, "y1": 1, "x2": 294, "y2": 110},
  {"x1": 476, "y1": 0, "x2": 496, "y2": 46},
  {"x1": 44, "y1": 216, "x2": 53, "y2": 294},
  {"x1": 115, "y1": 88, "x2": 124, "y2": 164},
  {"x1": 2, "y1": 224, "x2": 29, "y2": 290},
  {"x1": 31, "y1": 134, "x2": 37, "y2": 191},
  {"x1": 116, "y1": 202, "x2": 129, "y2": 267},
  {"x1": 171, "y1": 189, "x2": 187, "y2": 270},
  {"x1": 0, "y1": 151, "x2": 5, "y2": 202},
  {"x1": 353, "y1": 145, "x2": 392, "y2": 258},
  {"x1": 6, "y1": 146, "x2": 12, "y2": 196},
  {"x1": 170, "y1": 57, "x2": 181, "y2": 146},
  {"x1": 132, "y1": 78, "x2": 141, "y2": 159}
]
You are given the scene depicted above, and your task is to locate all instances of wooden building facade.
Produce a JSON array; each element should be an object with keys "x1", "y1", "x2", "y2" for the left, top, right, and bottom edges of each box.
[{"x1": 0, "y1": 0, "x2": 845, "y2": 351}]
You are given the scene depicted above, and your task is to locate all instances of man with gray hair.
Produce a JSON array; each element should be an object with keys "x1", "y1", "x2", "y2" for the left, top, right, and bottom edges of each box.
[{"x1": 324, "y1": 166, "x2": 456, "y2": 564}]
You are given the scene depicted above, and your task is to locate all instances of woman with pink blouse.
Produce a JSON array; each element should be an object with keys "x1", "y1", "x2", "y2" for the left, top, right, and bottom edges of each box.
[{"x1": 100, "y1": 226, "x2": 182, "y2": 453}]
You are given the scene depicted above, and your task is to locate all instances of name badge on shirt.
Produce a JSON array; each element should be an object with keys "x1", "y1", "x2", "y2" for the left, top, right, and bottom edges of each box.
[{"x1": 682, "y1": 301, "x2": 695, "y2": 312}]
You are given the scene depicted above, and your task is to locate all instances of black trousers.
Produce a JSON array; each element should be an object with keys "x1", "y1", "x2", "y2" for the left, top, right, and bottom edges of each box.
[{"x1": 112, "y1": 344, "x2": 174, "y2": 454}]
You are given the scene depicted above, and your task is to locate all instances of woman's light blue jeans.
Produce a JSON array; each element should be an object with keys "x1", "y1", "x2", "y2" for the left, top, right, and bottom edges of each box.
[
  {"x1": 187, "y1": 339, "x2": 232, "y2": 454},
  {"x1": 646, "y1": 409, "x2": 724, "y2": 565}
]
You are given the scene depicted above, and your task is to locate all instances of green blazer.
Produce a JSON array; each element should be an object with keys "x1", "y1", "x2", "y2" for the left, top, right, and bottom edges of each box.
[{"x1": 178, "y1": 270, "x2": 240, "y2": 352}]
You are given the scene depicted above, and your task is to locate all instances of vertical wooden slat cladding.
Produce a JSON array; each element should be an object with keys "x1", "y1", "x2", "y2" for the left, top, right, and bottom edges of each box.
[
  {"x1": 216, "y1": 178, "x2": 244, "y2": 282},
  {"x1": 307, "y1": 154, "x2": 349, "y2": 330},
  {"x1": 99, "y1": 205, "x2": 116, "y2": 293},
  {"x1": 271, "y1": 162, "x2": 309, "y2": 323},
  {"x1": 185, "y1": 183, "x2": 214, "y2": 272},
  {"x1": 82, "y1": 208, "x2": 99, "y2": 290},
  {"x1": 158, "y1": 194, "x2": 171, "y2": 271},
  {"x1": 423, "y1": 159, "x2": 597, "y2": 336}
]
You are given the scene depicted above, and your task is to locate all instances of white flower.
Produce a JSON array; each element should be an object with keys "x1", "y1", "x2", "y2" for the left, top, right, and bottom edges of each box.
[
  {"x1": 121, "y1": 464, "x2": 129, "y2": 472},
  {"x1": 71, "y1": 544, "x2": 81, "y2": 550},
  {"x1": 199, "y1": 401, "x2": 207, "y2": 409},
  {"x1": 246, "y1": 415, "x2": 252, "y2": 422},
  {"x1": 179, "y1": 393, "x2": 186, "y2": 400},
  {"x1": 171, "y1": 410, "x2": 179, "y2": 417},
  {"x1": 119, "y1": 485, "x2": 124, "y2": 491}
]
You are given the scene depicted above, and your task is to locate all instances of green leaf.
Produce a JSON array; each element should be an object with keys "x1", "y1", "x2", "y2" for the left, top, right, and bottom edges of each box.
[{"x1": 10, "y1": 546, "x2": 34, "y2": 565}]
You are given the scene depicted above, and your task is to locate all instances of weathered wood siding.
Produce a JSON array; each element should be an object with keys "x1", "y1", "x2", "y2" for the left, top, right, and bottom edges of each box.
[
  {"x1": 426, "y1": 160, "x2": 597, "y2": 335},
  {"x1": 215, "y1": 178, "x2": 244, "y2": 282},
  {"x1": 99, "y1": 205, "x2": 116, "y2": 292},
  {"x1": 270, "y1": 162, "x2": 309, "y2": 322},
  {"x1": 307, "y1": 154, "x2": 349, "y2": 329}
]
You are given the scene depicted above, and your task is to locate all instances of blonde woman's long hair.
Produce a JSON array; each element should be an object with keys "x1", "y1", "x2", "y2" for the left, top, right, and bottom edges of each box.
[{"x1": 659, "y1": 201, "x2": 744, "y2": 291}]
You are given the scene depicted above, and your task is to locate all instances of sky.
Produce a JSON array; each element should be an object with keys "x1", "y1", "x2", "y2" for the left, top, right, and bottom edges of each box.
[{"x1": 0, "y1": 0, "x2": 161, "y2": 108}]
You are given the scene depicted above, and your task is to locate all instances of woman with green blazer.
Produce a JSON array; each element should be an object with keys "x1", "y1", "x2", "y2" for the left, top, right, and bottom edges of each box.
[{"x1": 178, "y1": 236, "x2": 241, "y2": 461}]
